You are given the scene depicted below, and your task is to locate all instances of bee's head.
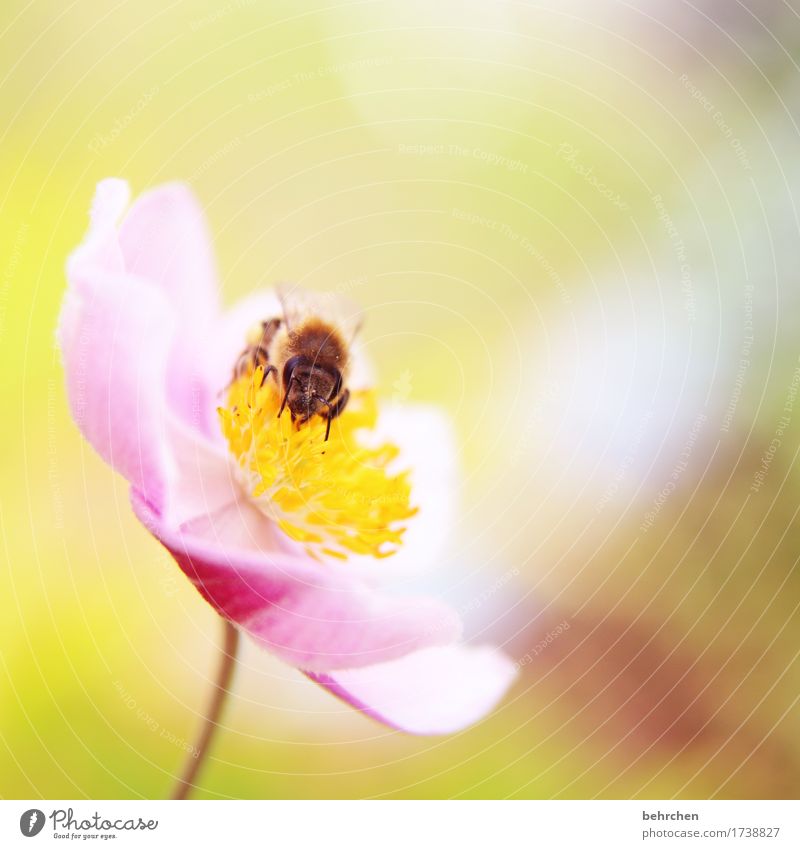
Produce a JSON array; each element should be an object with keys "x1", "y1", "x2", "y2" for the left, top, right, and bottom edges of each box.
[{"x1": 280, "y1": 356, "x2": 342, "y2": 422}]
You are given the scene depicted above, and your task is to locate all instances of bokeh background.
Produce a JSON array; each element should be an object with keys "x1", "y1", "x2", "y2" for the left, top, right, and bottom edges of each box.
[{"x1": 2, "y1": 0, "x2": 800, "y2": 799}]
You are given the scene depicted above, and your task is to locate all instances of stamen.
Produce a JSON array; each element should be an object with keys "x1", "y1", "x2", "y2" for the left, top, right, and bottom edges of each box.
[{"x1": 218, "y1": 366, "x2": 417, "y2": 560}]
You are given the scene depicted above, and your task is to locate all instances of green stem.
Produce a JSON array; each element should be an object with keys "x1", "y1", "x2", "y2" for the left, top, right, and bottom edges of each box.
[{"x1": 170, "y1": 620, "x2": 239, "y2": 800}]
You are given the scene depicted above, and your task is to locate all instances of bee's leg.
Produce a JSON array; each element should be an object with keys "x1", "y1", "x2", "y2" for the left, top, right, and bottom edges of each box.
[
  {"x1": 259, "y1": 364, "x2": 278, "y2": 387},
  {"x1": 315, "y1": 389, "x2": 350, "y2": 441},
  {"x1": 218, "y1": 351, "x2": 250, "y2": 397},
  {"x1": 246, "y1": 346, "x2": 279, "y2": 387},
  {"x1": 312, "y1": 396, "x2": 334, "y2": 441},
  {"x1": 219, "y1": 318, "x2": 282, "y2": 398},
  {"x1": 327, "y1": 367, "x2": 343, "y2": 403},
  {"x1": 326, "y1": 388, "x2": 350, "y2": 421},
  {"x1": 259, "y1": 317, "x2": 281, "y2": 349},
  {"x1": 277, "y1": 373, "x2": 299, "y2": 418}
]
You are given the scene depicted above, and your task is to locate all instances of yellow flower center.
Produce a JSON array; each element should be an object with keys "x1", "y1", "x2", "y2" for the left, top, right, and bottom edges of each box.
[{"x1": 218, "y1": 366, "x2": 417, "y2": 560}]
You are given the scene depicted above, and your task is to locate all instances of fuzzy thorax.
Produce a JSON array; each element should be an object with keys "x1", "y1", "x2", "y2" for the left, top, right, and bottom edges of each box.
[{"x1": 218, "y1": 366, "x2": 417, "y2": 560}]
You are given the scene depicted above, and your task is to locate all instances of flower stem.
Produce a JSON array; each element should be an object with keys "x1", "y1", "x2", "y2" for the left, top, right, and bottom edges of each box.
[{"x1": 171, "y1": 620, "x2": 239, "y2": 800}]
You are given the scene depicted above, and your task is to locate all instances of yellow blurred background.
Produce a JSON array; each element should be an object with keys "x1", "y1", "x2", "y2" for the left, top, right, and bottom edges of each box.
[{"x1": 2, "y1": 0, "x2": 800, "y2": 798}]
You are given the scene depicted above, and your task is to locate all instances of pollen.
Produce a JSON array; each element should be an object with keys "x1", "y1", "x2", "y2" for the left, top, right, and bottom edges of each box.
[{"x1": 218, "y1": 366, "x2": 417, "y2": 560}]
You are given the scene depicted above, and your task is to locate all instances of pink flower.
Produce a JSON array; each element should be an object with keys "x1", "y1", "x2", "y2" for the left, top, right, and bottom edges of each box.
[{"x1": 58, "y1": 178, "x2": 516, "y2": 735}]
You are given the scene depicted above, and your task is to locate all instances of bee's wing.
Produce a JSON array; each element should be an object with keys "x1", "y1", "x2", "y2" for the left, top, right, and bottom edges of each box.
[{"x1": 277, "y1": 284, "x2": 363, "y2": 343}]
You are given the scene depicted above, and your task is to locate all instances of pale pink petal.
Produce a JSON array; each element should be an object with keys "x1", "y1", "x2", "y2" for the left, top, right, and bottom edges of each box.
[
  {"x1": 178, "y1": 496, "x2": 292, "y2": 555},
  {"x1": 344, "y1": 336, "x2": 375, "y2": 392},
  {"x1": 344, "y1": 404, "x2": 457, "y2": 584},
  {"x1": 307, "y1": 644, "x2": 518, "y2": 735},
  {"x1": 58, "y1": 267, "x2": 175, "y2": 510},
  {"x1": 131, "y1": 491, "x2": 463, "y2": 672},
  {"x1": 66, "y1": 178, "x2": 129, "y2": 277},
  {"x1": 163, "y1": 415, "x2": 242, "y2": 527},
  {"x1": 388, "y1": 407, "x2": 457, "y2": 576},
  {"x1": 118, "y1": 183, "x2": 221, "y2": 435},
  {"x1": 117, "y1": 182, "x2": 219, "y2": 321}
]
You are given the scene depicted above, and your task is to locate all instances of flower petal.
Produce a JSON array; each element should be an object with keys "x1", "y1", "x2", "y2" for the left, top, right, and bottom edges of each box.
[
  {"x1": 66, "y1": 178, "x2": 129, "y2": 277},
  {"x1": 344, "y1": 404, "x2": 457, "y2": 584},
  {"x1": 117, "y1": 182, "x2": 219, "y2": 321},
  {"x1": 131, "y1": 491, "x2": 463, "y2": 672},
  {"x1": 118, "y1": 183, "x2": 221, "y2": 436},
  {"x1": 306, "y1": 644, "x2": 518, "y2": 735},
  {"x1": 164, "y1": 415, "x2": 242, "y2": 527},
  {"x1": 58, "y1": 267, "x2": 175, "y2": 509}
]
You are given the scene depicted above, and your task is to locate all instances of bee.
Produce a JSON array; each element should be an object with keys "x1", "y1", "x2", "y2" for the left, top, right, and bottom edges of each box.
[{"x1": 233, "y1": 288, "x2": 361, "y2": 441}]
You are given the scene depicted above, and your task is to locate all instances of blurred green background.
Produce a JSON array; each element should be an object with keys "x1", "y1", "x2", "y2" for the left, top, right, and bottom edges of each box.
[{"x1": 2, "y1": 0, "x2": 800, "y2": 799}]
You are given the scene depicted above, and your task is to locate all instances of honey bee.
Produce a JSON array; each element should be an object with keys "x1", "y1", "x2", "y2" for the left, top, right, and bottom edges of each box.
[{"x1": 233, "y1": 288, "x2": 361, "y2": 440}]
